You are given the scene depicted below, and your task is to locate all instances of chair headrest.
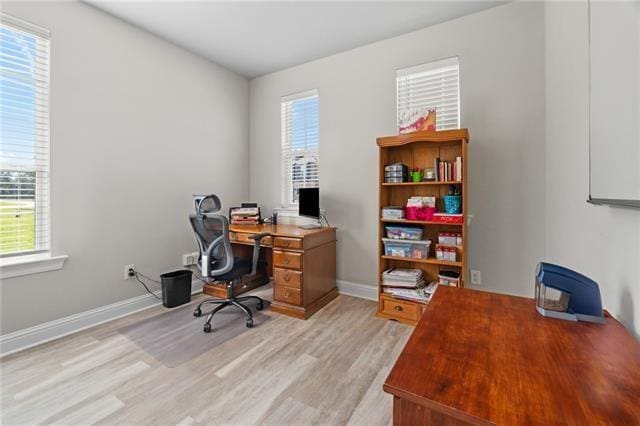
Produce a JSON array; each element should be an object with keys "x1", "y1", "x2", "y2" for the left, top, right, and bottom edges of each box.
[{"x1": 194, "y1": 194, "x2": 221, "y2": 214}]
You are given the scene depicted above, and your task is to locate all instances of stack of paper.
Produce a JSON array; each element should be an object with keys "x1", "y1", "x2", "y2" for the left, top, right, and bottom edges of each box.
[
  {"x1": 384, "y1": 281, "x2": 438, "y2": 303},
  {"x1": 382, "y1": 268, "x2": 424, "y2": 289},
  {"x1": 230, "y1": 207, "x2": 260, "y2": 225}
]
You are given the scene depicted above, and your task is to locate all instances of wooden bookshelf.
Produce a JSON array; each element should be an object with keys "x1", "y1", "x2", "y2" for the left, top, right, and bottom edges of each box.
[
  {"x1": 376, "y1": 129, "x2": 469, "y2": 326},
  {"x1": 381, "y1": 181, "x2": 462, "y2": 186},
  {"x1": 380, "y1": 218, "x2": 463, "y2": 227}
]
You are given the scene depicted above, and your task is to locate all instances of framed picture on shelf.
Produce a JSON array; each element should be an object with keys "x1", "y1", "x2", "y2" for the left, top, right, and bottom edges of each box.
[{"x1": 398, "y1": 107, "x2": 436, "y2": 134}]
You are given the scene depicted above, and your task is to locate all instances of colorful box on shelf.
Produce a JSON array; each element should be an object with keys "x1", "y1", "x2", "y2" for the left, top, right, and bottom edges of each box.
[
  {"x1": 405, "y1": 206, "x2": 437, "y2": 221},
  {"x1": 438, "y1": 270, "x2": 461, "y2": 287},
  {"x1": 438, "y1": 232, "x2": 463, "y2": 246},
  {"x1": 436, "y1": 245, "x2": 458, "y2": 262},
  {"x1": 381, "y1": 206, "x2": 405, "y2": 220},
  {"x1": 432, "y1": 213, "x2": 464, "y2": 224}
]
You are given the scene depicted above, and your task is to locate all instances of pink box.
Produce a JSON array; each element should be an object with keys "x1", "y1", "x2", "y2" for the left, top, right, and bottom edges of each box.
[
  {"x1": 405, "y1": 206, "x2": 419, "y2": 220},
  {"x1": 406, "y1": 206, "x2": 437, "y2": 221}
]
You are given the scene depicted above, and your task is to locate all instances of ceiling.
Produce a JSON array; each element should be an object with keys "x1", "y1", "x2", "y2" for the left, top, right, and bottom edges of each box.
[{"x1": 87, "y1": 1, "x2": 507, "y2": 79}]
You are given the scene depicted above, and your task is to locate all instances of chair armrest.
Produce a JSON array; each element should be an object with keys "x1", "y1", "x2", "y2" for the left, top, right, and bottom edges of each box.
[
  {"x1": 249, "y1": 232, "x2": 271, "y2": 275},
  {"x1": 248, "y1": 232, "x2": 271, "y2": 242}
]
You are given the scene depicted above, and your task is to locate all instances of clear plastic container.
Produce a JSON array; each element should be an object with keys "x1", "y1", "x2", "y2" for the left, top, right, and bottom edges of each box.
[
  {"x1": 385, "y1": 226, "x2": 424, "y2": 240},
  {"x1": 382, "y1": 238, "x2": 431, "y2": 259}
]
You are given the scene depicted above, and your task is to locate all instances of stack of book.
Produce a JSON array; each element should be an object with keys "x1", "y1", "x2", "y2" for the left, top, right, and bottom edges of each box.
[
  {"x1": 230, "y1": 207, "x2": 260, "y2": 225},
  {"x1": 434, "y1": 156, "x2": 463, "y2": 182},
  {"x1": 382, "y1": 268, "x2": 426, "y2": 301}
]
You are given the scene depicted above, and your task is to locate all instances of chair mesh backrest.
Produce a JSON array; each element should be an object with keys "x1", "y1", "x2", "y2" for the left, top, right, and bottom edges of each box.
[{"x1": 189, "y1": 194, "x2": 233, "y2": 276}]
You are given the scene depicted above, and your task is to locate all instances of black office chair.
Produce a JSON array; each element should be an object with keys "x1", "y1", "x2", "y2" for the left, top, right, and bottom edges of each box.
[{"x1": 189, "y1": 194, "x2": 270, "y2": 333}]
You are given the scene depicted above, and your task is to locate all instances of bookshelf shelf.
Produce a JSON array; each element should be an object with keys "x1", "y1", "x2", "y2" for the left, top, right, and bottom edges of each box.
[
  {"x1": 376, "y1": 129, "x2": 469, "y2": 326},
  {"x1": 381, "y1": 181, "x2": 462, "y2": 186},
  {"x1": 381, "y1": 255, "x2": 463, "y2": 267},
  {"x1": 380, "y1": 218, "x2": 463, "y2": 226}
]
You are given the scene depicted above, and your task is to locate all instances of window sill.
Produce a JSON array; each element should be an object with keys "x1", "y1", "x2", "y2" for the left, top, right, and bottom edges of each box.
[{"x1": 0, "y1": 253, "x2": 68, "y2": 279}]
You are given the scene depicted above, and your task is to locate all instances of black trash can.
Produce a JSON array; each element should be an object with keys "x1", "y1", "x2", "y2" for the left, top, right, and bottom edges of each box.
[{"x1": 160, "y1": 270, "x2": 193, "y2": 308}]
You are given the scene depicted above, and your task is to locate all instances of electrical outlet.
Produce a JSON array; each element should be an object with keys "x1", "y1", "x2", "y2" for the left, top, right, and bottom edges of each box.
[
  {"x1": 182, "y1": 252, "x2": 199, "y2": 266},
  {"x1": 124, "y1": 264, "x2": 135, "y2": 280},
  {"x1": 470, "y1": 269, "x2": 482, "y2": 286}
]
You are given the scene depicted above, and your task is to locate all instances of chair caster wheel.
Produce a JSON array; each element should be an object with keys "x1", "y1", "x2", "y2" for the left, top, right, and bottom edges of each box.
[
  {"x1": 256, "y1": 303, "x2": 264, "y2": 311},
  {"x1": 203, "y1": 323, "x2": 212, "y2": 333},
  {"x1": 246, "y1": 319, "x2": 253, "y2": 328},
  {"x1": 193, "y1": 309, "x2": 202, "y2": 317}
]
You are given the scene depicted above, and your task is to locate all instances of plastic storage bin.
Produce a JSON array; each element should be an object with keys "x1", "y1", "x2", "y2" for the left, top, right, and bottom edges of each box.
[
  {"x1": 385, "y1": 226, "x2": 423, "y2": 240},
  {"x1": 444, "y1": 195, "x2": 462, "y2": 214},
  {"x1": 382, "y1": 238, "x2": 431, "y2": 259}
]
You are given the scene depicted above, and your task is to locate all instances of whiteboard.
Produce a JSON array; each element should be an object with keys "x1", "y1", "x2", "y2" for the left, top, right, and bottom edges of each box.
[{"x1": 589, "y1": 0, "x2": 640, "y2": 208}]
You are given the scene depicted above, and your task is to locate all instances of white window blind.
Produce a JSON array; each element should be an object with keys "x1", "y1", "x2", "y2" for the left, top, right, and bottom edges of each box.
[
  {"x1": 281, "y1": 89, "x2": 319, "y2": 207},
  {"x1": 397, "y1": 57, "x2": 460, "y2": 131},
  {"x1": 0, "y1": 14, "x2": 50, "y2": 256}
]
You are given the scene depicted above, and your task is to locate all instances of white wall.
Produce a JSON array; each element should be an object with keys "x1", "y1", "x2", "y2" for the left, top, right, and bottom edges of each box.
[
  {"x1": 250, "y1": 1, "x2": 546, "y2": 296},
  {"x1": 545, "y1": 1, "x2": 640, "y2": 337},
  {"x1": 0, "y1": 2, "x2": 250, "y2": 334}
]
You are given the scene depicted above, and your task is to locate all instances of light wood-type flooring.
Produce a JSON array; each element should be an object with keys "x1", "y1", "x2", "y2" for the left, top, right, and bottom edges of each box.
[{"x1": 1, "y1": 287, "x2": 412, "y2": 425}]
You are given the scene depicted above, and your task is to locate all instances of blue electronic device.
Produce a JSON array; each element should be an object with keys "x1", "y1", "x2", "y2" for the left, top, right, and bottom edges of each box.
[{"x1": 535, "y1": 262, "x2": 604, "y2": 324}]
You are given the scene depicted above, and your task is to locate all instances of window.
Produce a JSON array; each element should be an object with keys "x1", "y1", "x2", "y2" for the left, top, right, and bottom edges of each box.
[
  {"x1": 0, "y1": 14, "x2": 51, "y2": 256},
  {"x1": 281, "y1": 89, "x2": 319, "y2": 207},
  {"x1": 397, "y1": 57, "x2": 460, "y2": 131}
]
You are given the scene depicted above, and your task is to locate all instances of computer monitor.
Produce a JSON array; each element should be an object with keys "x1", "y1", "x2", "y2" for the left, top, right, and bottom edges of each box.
[{"x1": 298, "y1": 187, "x2": 320, "y2": 219}]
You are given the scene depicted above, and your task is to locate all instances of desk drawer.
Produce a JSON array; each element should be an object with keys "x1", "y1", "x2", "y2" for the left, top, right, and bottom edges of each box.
[
  {"x1": 274, "y1": 285, "x2": 302, "y2": 306},
  {"x1": 381, "y1": 296, "x2": 419, "y2": 322},
  {"x1": 273, "y1": 250, "x2": 302, "y2": 270},
  {"x1": 274, "y1": 268, "x2": 302, "y2": 290},
  {"x1": 230, "y1": 232, "x2": 272, "y2": 246},
  {"x1": 274, "y1": 237, "x2": 303, "y2": 250}
]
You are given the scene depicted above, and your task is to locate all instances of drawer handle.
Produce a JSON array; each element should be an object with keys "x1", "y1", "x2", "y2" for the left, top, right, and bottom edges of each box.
[
  {"x1": 394, "y1": 305, "x2": 403, "y2": 312},
  {"x1": 282, "y1": 257, "x2": 290, "y2": 264},
  {"x1": 282, "y1": 241, "x2": 290, "y2": 247},
  {"x1": 285, "y1": 290, "x2": 290, "y2": 297},
  {"x1": 283, "y1": 273, "x2": 290, "y2": 282}
]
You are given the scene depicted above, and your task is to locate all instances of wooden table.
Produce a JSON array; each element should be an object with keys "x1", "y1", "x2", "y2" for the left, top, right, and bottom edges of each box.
[{"x1": 384, "y1": 286, "x2": 640, "y2": 425}]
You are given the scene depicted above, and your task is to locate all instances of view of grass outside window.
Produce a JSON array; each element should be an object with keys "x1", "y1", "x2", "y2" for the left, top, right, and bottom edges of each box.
[
  {"x1": 0, "y1": 171, "x2": 36, "y2": 253},
  {"x1": 0, "y1": 20, "x2": 50, "y2": 255}
]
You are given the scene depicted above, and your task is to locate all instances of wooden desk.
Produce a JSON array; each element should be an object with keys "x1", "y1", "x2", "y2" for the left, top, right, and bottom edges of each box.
[
  {"x1": 384, "y1": 286, "x2": 640, "y2": 425},
  {"x1": 217, "y1": 224, "x2": 337, "y2": 320}
]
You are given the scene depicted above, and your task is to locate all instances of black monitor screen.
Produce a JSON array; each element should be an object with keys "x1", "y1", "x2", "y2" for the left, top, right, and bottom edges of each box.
[{"x1": 298, "y1": 187, "x2": 320, "y2": 219}]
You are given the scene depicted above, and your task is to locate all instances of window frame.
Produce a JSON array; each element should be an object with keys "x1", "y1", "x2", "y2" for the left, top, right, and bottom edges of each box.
[
  {"x1": 0, "y1": 13, "x2": 51, "y2": 259},
  {"x1": 280, "y1": 89, "x2": 319, "y2": 209},
  {"x1": 396, "y1": 56, "x2": 461, "y2": 132}
]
